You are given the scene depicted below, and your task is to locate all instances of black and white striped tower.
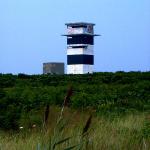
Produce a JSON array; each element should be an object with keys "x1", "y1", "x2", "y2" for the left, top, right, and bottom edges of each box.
[{"x1": 63, "y1": 22, "x2": 99, "y2": 74}]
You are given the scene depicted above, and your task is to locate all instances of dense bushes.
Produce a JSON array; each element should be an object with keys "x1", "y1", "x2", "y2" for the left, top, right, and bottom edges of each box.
[
  {"x1": 0, "y1": 88, "x2": 22, "y2": 130},
  {"x1": 0, "y1": 72, "x2": 150, "y2": 130}
]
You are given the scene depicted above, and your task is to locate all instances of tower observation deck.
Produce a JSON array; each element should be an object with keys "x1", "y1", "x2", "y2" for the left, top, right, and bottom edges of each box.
[{"x1": 63, "y1": 22, "x2": 99, "y2": 74}]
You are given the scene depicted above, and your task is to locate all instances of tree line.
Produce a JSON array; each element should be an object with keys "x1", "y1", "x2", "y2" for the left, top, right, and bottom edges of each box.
[{"x1": 0, "y1": 72, "x2": 150, "y2": 130}]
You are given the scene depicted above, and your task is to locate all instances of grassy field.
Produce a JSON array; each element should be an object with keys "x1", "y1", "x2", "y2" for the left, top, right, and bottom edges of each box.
[
  {"x1": 0, "y1": 107, "x2": 150, "y2": 150},
  {"x1": 0, "y1": 72, "x2": 149, "y2": 149}
]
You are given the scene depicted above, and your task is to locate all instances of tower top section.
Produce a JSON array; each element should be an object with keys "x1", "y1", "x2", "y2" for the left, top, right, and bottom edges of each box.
[
  {"x1": 63, "y1": 22, "x2": 99, "y2": 36},
  {"x1": 65, "y1": 22, "x2": 95, "y2": 27}
]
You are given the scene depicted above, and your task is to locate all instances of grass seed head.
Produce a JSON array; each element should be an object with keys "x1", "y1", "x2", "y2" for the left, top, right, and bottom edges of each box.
[{"x1": 82, "y1": 115, "x2": 92, "y2": 136}]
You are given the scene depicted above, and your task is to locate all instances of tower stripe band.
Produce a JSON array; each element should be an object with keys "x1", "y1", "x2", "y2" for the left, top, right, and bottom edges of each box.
[
  {"x1": 67, "y1": 55, "x2": 94, "y2": 65},
  {"x1": 67, "y1": 35, "x2": 94, "y2": 45}
]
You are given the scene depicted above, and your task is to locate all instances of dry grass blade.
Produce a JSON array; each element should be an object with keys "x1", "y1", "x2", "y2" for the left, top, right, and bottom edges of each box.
[
  {"x1": 64, "y1": 145, "x2": 78, "y2": 150},
  {"x1": 82, "y1": 115, "x2": 92, "y2": 136},
  {"x1": 59, "y1": 86, "x2": 73, "y2": 121},
  {"x1": 64, "y1": 86, "x2": 73, "y2": 107},
  {"x1": 44, "y1": 104, "x2": 50, "y2": 129},
  {"x1": 53, "y1": 137, "x2": 71, "y2": 149}
]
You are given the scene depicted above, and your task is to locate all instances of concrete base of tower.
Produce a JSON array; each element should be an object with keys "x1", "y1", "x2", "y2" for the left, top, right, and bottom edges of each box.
[{"x1": 67, "y1": 64, "x2": 93, "y2": 74}]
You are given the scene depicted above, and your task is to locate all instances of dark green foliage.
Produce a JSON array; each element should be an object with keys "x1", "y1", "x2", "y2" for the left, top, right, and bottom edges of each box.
[
  {"x1": 0, "y1": 72, "x2": 150, "y2": 130},
  {"x1": 0, "y1": 98, "x2": 22, "y2": 130},
  {"x1": 18, "y1": 73, "x2": 32, "y2": 79},
  {"x1": 0, "y1": 73, "x2": 16, "y2": 88},
  {"x1": 0, "y1": 88, "x2": 5, "y2": 99}
]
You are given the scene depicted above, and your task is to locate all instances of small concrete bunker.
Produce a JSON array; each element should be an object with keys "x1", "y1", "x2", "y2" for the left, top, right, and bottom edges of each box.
[{"x1": 43, "y1": 62, "x2": 64, "y2": 74}]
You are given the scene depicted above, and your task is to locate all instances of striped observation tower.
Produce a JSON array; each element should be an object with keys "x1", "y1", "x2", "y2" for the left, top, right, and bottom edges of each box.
[{"x1": 63, "y1": 22, "x2": 99, "y2": 74}]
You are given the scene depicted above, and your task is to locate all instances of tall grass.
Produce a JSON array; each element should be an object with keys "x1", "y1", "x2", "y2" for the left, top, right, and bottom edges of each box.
[{"x1": 0, "y1": 108, "x2": 150, "y2": 150}]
